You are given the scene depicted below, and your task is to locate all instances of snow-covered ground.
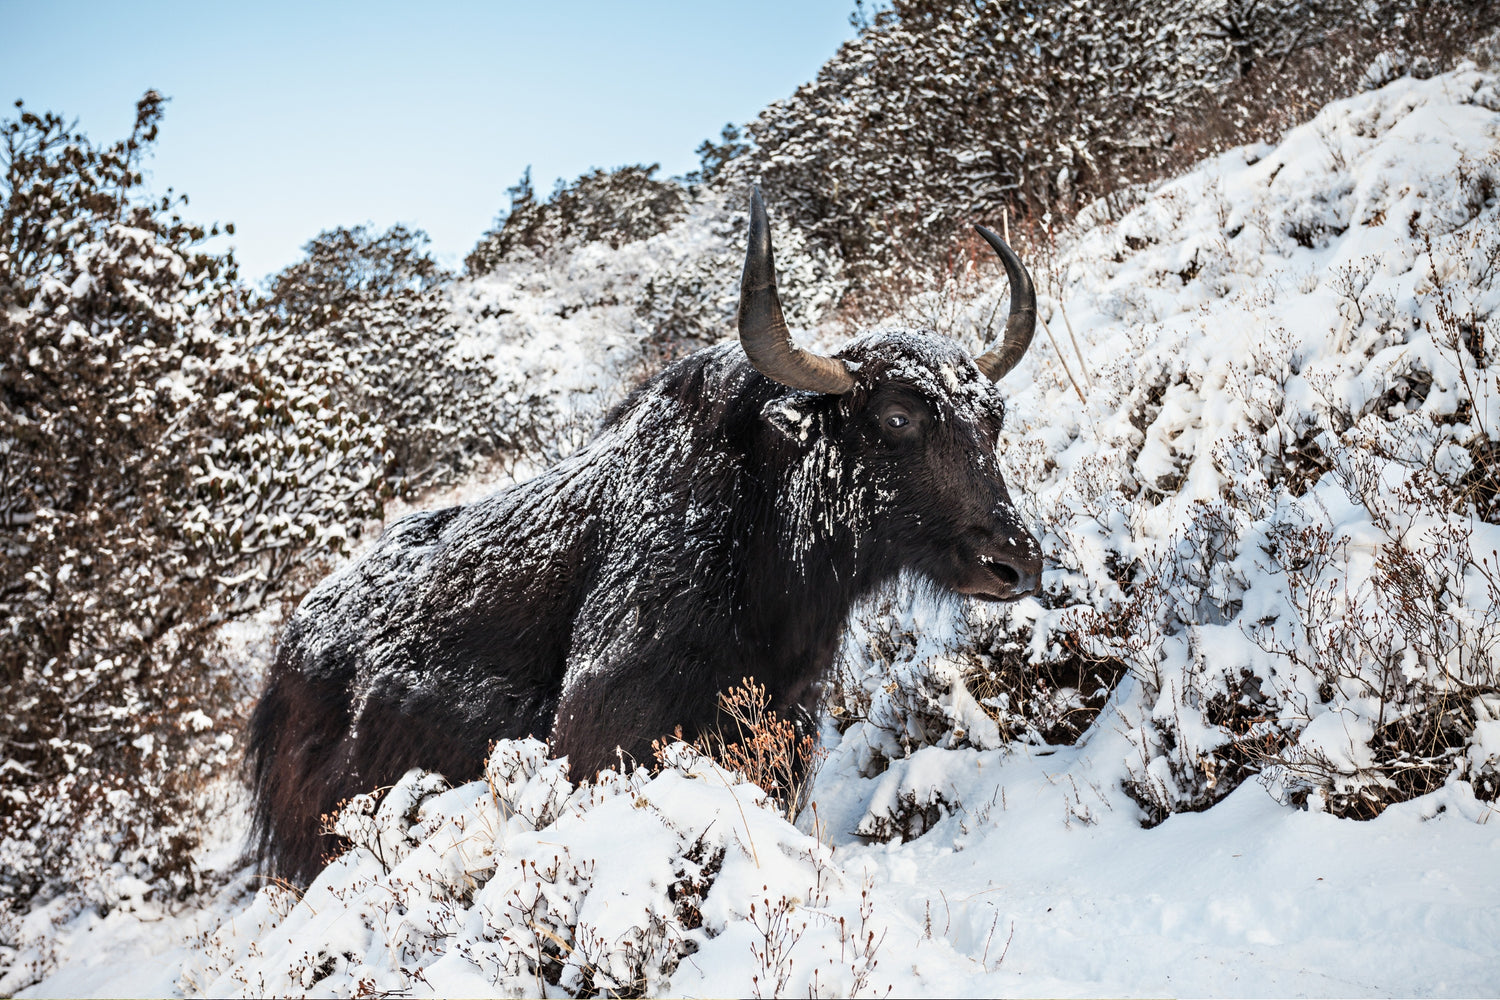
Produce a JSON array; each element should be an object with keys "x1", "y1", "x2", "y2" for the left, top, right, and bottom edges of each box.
[
  {"x1": 22, "y1": 742, "x2": 1499, "y2": 998},
  {"x1": 12, "y1": 64, "x2": 1500, "y2": 998}
]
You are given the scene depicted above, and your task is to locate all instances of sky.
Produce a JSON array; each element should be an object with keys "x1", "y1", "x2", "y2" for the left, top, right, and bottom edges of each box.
[{"x1": 2, "y1": 1, "x2": 859, "y2": 283}]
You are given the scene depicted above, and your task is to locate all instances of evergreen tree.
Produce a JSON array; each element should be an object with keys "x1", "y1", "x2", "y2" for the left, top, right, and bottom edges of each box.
[
  {"x1": 684, "y1": 124, "x2": 751, "y2": 189},
  {"x1": 466, "y1": 163, "x2": 687, "y2": 274}
]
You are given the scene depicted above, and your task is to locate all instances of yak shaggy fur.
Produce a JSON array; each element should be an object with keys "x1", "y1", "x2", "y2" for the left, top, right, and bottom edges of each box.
[{"x1": 248, "y1": 331, "x2": 1039, "y2": 884}]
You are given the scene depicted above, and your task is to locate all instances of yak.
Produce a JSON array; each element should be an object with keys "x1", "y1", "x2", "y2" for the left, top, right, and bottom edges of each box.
[{"x1": 248, "y1": 190, "x2": 1043, "y2": 884}]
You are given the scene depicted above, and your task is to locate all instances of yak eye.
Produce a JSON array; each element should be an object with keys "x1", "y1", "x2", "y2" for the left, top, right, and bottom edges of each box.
[{"x1": 887, "y1": 414, "x2": 910, "y2": 429}]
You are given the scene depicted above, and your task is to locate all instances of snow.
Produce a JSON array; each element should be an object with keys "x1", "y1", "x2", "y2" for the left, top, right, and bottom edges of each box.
[
  {"x1": 11, "y1": 63, "x2": 1500, "y2": 998},
  {"x1": 22, "y1": 741, "x2": 1499, "y2": 997}
]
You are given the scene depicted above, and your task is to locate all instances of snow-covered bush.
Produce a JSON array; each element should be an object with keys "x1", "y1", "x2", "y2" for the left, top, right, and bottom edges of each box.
[
  {"x1": 0, "y1": 94, "x2": 387, "y2": 941},
  {"x1": 673, "y1": 677, "x2": 826, "y2": 823},
  {"x1": 718, "y1": 0, "x2": 1498, "y2": 315},
  {"x1": 466, "y1": 164, "x2": 689, "y2": 276},
  {"x1": 261, "y1": 224, "x2": 510, "y2": 494},
  {"x1": 179, "y1": 740, "x2": 896, "y2": 998},
  {"x1": 836, "y1": 585, "x2": 1124, "y2": 762},
  {"x1": 448, "y1": 186, "x2": 848, "y2": 450},
  {"x1": 735, "y1": 0, "x2": 1207, "y2": 298},
  {"x1": 830, "y1": 67, "x2": 1500, "y2": 830}
]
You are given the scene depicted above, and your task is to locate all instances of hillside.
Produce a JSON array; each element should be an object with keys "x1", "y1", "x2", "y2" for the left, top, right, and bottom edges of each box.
[{"x1": 8, "y1": 60, "x2": 1499, "y2": 998}]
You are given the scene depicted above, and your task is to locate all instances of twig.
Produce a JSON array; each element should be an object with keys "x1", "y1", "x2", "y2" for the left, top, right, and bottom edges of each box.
[
  {"x1": 713, "y1": 767, "x2": 761, "y2": 869},
  {"x1": 980, "y1": 910, "x2": 1001, "y2": 967},
  {"x1": 1039, "y1": 313, "x2": 1088, "y2": 404},
  {"x1": 993, "y1": 920, "x2": 1016, "y2": 970},
  {"x1": 1055, "y1": 295, "x2": 1093, "y2": 392}
]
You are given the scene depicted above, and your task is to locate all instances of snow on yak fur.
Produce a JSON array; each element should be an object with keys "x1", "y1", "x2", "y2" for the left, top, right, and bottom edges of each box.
[{"x1": 248, "y1": 190, "x2": 1044, "y2": 884}]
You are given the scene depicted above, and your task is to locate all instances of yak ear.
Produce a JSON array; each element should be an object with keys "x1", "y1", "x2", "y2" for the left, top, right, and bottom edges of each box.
[{"x1": 761, "y1": 391, "x2": 825, "y2": 444}]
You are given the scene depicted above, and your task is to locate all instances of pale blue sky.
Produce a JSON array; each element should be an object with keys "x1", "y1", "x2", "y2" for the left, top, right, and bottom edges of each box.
[{"x1": 2, "y1": 1, "x2": 857, "y2": 281}]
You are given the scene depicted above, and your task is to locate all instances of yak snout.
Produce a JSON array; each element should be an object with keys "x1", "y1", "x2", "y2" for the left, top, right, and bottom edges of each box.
[{"x1": 961, "y1": 520, "x2": 1042, "y2": 601}]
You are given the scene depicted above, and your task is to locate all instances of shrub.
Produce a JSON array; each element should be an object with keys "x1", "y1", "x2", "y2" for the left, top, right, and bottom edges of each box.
[
  {"x1": 0, "y1": 93, "x2": 386, "y2": 950},
  {"x1": 667, "y1": 677, "x2": 825, "y2": 822},
  {"x1": 467, "y1": 164, "x2": 688, "y2": 274},
  {"x1": 262, "y1": 224, "x2": 506, "y2": 494}
]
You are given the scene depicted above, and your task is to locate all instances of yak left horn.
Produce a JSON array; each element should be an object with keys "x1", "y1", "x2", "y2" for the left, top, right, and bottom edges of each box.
[{"x1": 971, "y1": 225, "x2": 1037, "y2": 381}]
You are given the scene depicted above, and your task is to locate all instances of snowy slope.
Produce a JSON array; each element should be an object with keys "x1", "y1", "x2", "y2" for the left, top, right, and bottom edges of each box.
[{"x1": 14, "y1": 65, "x2": 1500, "y2": 998}]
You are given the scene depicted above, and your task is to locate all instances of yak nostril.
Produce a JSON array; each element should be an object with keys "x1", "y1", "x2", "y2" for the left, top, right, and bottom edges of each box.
[
  {"x1": 981, "y1": 554, "x2": 1041, "y2": 597},
  {"x1": 971, "y1": 524, "x2": 1043, "y2": 598},
  {"x1": 989, "y1": 561, "x2": 1021, "y2": 588}
]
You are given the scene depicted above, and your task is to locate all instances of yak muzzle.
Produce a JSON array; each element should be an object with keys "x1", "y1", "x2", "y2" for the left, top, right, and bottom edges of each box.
[{"x1": 961, "y1": 525, "x2": 1043, "y2": 602}]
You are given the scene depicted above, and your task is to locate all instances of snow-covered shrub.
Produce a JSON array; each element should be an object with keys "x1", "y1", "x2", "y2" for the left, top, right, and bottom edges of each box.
[
  {"x1": 810, "y1": 68, "x2": 1500, "y2": 836},
  {"x1": 0, "y1": 94, "x2": 387, "y2": 948},
  {"x1": 713, "y1": 0, "x2": 1498, "y2": 315},
  {"x1": 1363, "y1": 48, "x2": 1413, "y2": 90},
  {"x1": 452, "y1": 187, "x2": 847, "y2": 440},
  {"x1": 621, "y1": 192, "x2": 746, "y2": 368},
  {"x1": 179, "y1": 740, "x2": 896, "y2": 998},
  {"x1": 1017, "y1": 69, "x2": 1500, "y2": 824},
  {"x1": 1163, "y1": 1, "x2": 1500, "y2": 191},
  {"x1": 672, "y1": 677, "x2": 826, "y2": 823},
  {"x1": 261, "y1": 225, "x2": 510, "y2": 494},
  {"x1": 186, "y1": 347, "x2": 391, "y2": 614},
  {"x1": 1236, "y1": 286, "x2": 1500, "y2": 816},
  {"x1": 467, "y1": 164, "x2": 689, "y2": 275},
  {"x1": 1202, "y1": 0, "x2": 1368, "y2": 79},
  {"x1": 734, "y1": 0, "x2": 1207, "y2": 299},
  {"x1": 834, "y1": 587, "x2": 1123, "y2": 768},
  {"x1": 827, "y1": 581, "x2": 1124, "y2": 843},
  {"x1": 958, "y1": 609, "x2": 1128, "y2": 749}
]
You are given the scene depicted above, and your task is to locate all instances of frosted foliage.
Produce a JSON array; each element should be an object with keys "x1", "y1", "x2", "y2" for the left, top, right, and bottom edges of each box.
[
  {"x1": 833, "y1": 66, "x2": 1500, "y2": 826},
  {"x1": 455, "y1": 186, "x2": 845, "y2": 382},
  {"x1": 723, "y1": 0, "x2": 1486, "y2": 310},
  {"x1": 1192, "y1": 0, "x2": 1370, "y2": 78},
  {"x1": 466, "y1": 164, "x2": 689, "y2": 274},
  {"x1": 0, "y1": 94, "x2": 387, "y2": 926},
  {"x1": 180, "y1": 742, "x2": 895, "y2": 999},
  {"x1": 254, "y1": 223, "x2": 546, "y2": 495},
  {"x1": 736, "y1": 0, "x2": 1207, "y2": 289}
]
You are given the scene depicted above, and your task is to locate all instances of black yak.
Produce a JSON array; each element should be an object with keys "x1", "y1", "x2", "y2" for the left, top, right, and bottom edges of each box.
[{"x1": 249, "y1": 190, "x2": 1042, "y2": 884}]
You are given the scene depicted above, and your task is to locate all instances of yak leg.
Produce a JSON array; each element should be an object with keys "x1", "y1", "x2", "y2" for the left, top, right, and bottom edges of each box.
[
  {"x1": 247, "y1": 667, "x2": 354, "y2": 885},
  {"x1": 549, "y1": 652, "x2": 721, "y2": 779}
]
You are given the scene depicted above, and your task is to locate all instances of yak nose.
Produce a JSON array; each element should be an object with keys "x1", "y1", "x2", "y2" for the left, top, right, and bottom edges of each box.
[
  {"x1": 988, "y1": 546, "x2": 1042, "y2": 598},
  {"x1": 972, "y1": 522, "x2": 1043, "y2": 599}
]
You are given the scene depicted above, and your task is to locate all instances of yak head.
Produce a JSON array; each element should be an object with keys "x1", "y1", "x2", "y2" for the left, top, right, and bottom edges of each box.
[{"x1": 739, "y1": 188, "x2": 1042, "y2": 602}]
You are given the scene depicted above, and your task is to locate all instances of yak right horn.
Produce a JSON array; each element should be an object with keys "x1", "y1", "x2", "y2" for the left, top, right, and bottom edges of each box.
[{"x1": 738, "y1": 187, "x2": 856, "y2": 396}]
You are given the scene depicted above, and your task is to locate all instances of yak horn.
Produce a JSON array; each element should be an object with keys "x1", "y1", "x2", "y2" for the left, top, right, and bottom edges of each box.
[
  {"x1": 972, "y1": 225, "x2": 1037, "y2": 381},
  {"x1": 739, "y1": 188, "x2": 855, "y2": 395}
]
